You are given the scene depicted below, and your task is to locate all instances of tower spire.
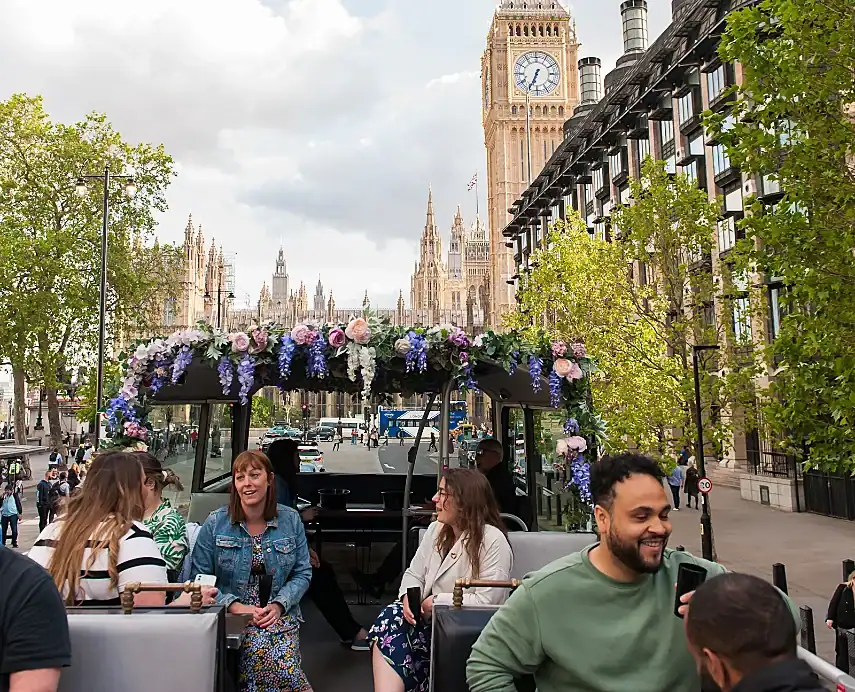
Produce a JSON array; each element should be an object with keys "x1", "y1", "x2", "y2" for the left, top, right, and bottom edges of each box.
[{"x1": 425, "y1": 186, "x2": 435, "y2": 229}]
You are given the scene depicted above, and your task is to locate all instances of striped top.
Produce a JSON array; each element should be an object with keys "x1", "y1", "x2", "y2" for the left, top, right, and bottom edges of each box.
[{"x1": 28, "y1": 519, "x2": 168, "y2": 605}]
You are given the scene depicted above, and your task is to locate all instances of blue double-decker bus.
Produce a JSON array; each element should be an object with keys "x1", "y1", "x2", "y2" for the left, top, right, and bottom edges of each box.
[{"x1": 379, "y1": 401, "x2": 467, "y2": 439}]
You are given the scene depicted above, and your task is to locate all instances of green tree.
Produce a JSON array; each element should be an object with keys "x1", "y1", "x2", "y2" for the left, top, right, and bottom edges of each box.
[
  {"x1": 0, "y1": 94, "x2": 182, "y2": 448},
  {"x1": 709, "y1": 0, "x2": 855, "y2": 471},
  {"x1": 250, "y1": 395, "x2": 275, "y2": 429},
  {"x1": 508, "y1": 159, "x2": 755, "y2": 459}
]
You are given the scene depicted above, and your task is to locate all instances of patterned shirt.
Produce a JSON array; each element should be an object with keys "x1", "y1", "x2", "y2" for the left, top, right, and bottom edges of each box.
[{"x1": 144, "y1": 498, "x2": 189, "y2": 572}]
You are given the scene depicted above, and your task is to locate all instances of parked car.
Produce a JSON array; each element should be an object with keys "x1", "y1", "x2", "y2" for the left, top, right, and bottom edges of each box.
[
  {"x1": 307, "y1": 427, "x2": 335, "y2": 441},
  {"x1": 298, "y1": 445, "x2": 325, "y2": 472}
]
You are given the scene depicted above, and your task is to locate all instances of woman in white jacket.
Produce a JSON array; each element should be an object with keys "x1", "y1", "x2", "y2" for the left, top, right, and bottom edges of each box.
[{"x1": 369, "y1": 468, "x2": 513, "y2": 692}]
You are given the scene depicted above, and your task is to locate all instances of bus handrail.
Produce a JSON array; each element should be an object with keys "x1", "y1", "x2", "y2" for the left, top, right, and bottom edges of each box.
[
  {"x1": 797, "y1": 646, "x2": 855, "y2": 688},
  {"x1": 499, "y1": 513, "x2": 529, "y2": 532}
]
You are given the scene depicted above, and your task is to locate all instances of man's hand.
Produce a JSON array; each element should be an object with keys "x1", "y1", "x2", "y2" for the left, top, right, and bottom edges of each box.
[
  {"x1": 253, "y1": 603, "x2": 284, "y2": 628},
  {"x1": 677, "y1": 589, "x2": 694, "y2": 618},
  {"x1": 309, "y1": 548, "x2": 320, "y2": 568},
  {"x1": 827, "y1": 619, "x2": 835, "y2": 629}
]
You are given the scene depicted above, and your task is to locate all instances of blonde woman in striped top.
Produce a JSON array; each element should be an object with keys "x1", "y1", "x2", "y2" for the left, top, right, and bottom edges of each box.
[{"x1": 29, "y1": 451, "x2": 215, "y2": 608}]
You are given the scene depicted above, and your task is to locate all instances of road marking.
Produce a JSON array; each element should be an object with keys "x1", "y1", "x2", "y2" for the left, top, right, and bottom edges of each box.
[{"x1": 383, "y1": 464, "x2": 396, "y2": 470}]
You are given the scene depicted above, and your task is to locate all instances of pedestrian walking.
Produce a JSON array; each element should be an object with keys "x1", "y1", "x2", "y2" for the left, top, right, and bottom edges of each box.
[
  {"x1": 398, "y1": 429, "x2": 404, "y2": 446},
  {"x1": 826, "y1": 571, "x2": 855, "y2": 672},
  {"x1": 684, "y1": 460, "x2": 699, "y2": 509},
  {"x1": 36, "y1": 469, "x2": 57, "y2": 531},
  {"x1": 428, "y1": 432, "x2": 437, "y2": 452},
  {"x1": 1, "y1": 483, "x2": 21, "y2": 548},
  {"x1": 333, "y1": 433, "x2": 342, "y2": 451},
  {"x1": 667, "y1": 463, "x2": 684, "y2": 510}
]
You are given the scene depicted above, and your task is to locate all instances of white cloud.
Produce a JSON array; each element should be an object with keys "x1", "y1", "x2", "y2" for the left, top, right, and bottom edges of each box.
[{"x1": 0, "y1": 0, "x2": 672, "y2": 310}]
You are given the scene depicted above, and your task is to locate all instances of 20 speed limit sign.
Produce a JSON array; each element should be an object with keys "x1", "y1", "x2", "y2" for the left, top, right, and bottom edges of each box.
[{"x1": 697, "y1": 477, "x2": 712, "y2": 494}]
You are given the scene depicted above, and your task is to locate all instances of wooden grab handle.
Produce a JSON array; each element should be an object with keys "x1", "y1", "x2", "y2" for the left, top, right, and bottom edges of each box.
[
  {"x1": 452, "y1": 578, "x2": 521, "y2": 608},
  {"x1": 120, "y1": 582, "x2": 204, "y2": 614}
]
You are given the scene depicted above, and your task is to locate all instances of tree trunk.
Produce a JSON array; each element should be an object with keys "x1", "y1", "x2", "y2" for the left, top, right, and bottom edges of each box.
[
  {"x1": 46, "y1": 385, "x2": 64, "y2": 456},
  {"x1": 12, "y1": 361, "x2": 30, "y2": 476}
]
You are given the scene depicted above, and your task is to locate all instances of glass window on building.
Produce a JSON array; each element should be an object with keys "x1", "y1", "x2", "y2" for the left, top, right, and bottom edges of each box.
[
  {"x1": 677, "y1": 91, "x2": 694, "y2": 126},
  {"x1": 768, "y1": 283, "x2": 788, "y2": 341},
  {"x1": 592, "y1": 166, "x2": 604, "y2": 191},
  {"x1": 707, "y1": 64, "x2": 728, "y2": 102},
  {"x1": 760, "y1": 173, "x2": 781, "y2": 197},
  {"x1": 609, "y1": 149, "x2": 627, "y2": 177},
  {"x1": 712, "y1": 144, "x2": 731, "y2": 176},
  {"x1": 659, "y1": 119, "x2": 675, "y2": 147},
  {"x1": 619, "y1": 184, "x2": 631, "y2": 205},
  {"x1": 594, "y1": 221, "x2": 607, "y2": 241},
  {"x1": 723, "y1": 183, "x2": 743, "y2": 213},
  {"x1": 635, "y1": 137, "x2": 651, "y2": 173},
  {"x1": 718, "y1": 217, "x2": 737, "y2": 252},
  {"x1": 683, "y1": 160, "x2": 699, "y2": 185},
  {"x1": 732, "y1": 295, "x2": 752, "y2": 343},
  {"x1": 688, "y1": 131, "x2": 705, "y2": 157}
]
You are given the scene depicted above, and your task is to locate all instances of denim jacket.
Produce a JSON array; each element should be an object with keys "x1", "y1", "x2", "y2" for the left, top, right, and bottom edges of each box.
[{"x1": 190, "y1": 504, "x2": 312, "y2": 619}]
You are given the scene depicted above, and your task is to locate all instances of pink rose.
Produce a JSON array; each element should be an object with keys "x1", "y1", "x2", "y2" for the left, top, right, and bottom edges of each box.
[
  {"x1": 230, "y1": 332, "x2": 250, "y2": 352},
  {"x1": 567, "y1": 362, "x2": 584, "y2": 381},
  {"x1": 291, "y1": 325, "x2": 310, "y2": 345},
  {"x1": 552, "y1": 340, "x2": 567, "y2": 358},
  {"x1": 553, "y1": 358, "x2": 572, "y2": 377},
  {"x1": 305, "y1": 330, "x2": 318, "y2": 345},
  {"x1": 566, "y1": 436, "x2": 587, "y2": 453},
  {"x1": 252, "y1": 329, "x2": 269, "y2": 349},
  {"x1": 328, "y1": 328, "x2": 346, "y2": 348},
  {"x1": 345, "y1": 318, "x2": 371, "y2": 344},
  {"x1": 571, "y1": 342, "x2": 587, "y2": 359}
]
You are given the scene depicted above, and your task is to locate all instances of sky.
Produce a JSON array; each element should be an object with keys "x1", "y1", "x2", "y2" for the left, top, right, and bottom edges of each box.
[{"x1": 0, "y1": 0, "x2": 669, "y2": 311}]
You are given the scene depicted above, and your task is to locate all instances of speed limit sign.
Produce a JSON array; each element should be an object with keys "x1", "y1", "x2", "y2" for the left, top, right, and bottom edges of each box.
[{"x1": 698, "y1": 477, "x2": 712, "y2": 494}]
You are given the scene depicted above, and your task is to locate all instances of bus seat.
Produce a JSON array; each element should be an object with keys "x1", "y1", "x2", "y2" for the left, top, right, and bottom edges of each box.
[
  {"x1": 418, "y1": 528, "x2": 596, "y2": 579},
  {"x1": 430, "y1": 604, "x2": 534, "y2": 692},
  {"x1": 188, "y1": 492, "x2": 229, "y2": 524},
  {"x1": 60, "y1": 609, "x2": 221, "y2": 692}
]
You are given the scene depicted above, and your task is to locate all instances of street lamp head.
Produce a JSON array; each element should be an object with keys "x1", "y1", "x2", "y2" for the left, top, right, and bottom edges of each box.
[
  {"x1": 203, "y1": 291, "x2": 211, "y2": 300},
  {"x1": 228, "y1": 292, "x2": 235, "y2": 300},
  {"x1": 75, "y1": 178, "x2": 88, "y2": 198},
  {"x1": 124, "y1": 179, "x2": 137, "y2": 198}
]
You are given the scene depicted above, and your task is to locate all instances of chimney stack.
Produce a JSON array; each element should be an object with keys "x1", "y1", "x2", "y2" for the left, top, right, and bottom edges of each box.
[
  {"x1": 620, "y1": 0, "x2": 649, "y2": 54},
  {"x1": 578, "y1": 57, "x2": 603, "y2": 107}
]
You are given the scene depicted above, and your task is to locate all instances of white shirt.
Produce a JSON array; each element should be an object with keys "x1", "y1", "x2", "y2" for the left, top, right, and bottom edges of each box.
[{"x1": 29, "y1": 519, "x2": 168, "y2": 605}]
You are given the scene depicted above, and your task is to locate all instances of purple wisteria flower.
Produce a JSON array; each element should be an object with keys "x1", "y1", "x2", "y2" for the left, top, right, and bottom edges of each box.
[
  {"x1": 150, "y1": 354, "x2": 169, "y2": 394},
  {"x1": 528, "y1": 355, "x2": 543, "y2": 392},
  {"x1": 171, "y1": 346, "x2": 192, "y2": 384},
  {"x1": 448, "y1": 328, "x2": 470, "y2": 348},
  {"x1": 237, "y1": 355, "x2": 256, "y2": 405},
  {"x1": 405, "y1": 332, "x2": 428, "y2": 373},
  {"x1": 278, "y1": 335, "x2": 296, "y2": 381},
  {"x1": 566, "y1": 455, "x2": 592, "y2": 505},
  {"x1": 508, "y1": 350, "x2": 519, "y2": 376},
  {"x1": 307, "y1": 334, "x2": 328, "y2": 379},
  {"x1": 564, "y1": 418, "x2": 580, "y2": 435},
  {"x1": 548, "y1": 368, "x2": 562, "y2": 408},
  {"x1": 217, "y1": 357, "x2": 233, "y2": 397}
]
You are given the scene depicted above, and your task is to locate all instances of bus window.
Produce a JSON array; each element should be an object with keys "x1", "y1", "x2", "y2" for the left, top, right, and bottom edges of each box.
[
  {"x1": 204, "y1": 403, "x2": 234, "y2": 486},
  {"x1": 146, "y1": 404, "x2": 200, "y2": 510}
]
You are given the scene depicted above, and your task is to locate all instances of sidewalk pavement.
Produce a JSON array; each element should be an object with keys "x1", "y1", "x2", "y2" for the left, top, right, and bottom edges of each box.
[{"x1": 669, "y1": 485, "x2": 851, "y2": 663}]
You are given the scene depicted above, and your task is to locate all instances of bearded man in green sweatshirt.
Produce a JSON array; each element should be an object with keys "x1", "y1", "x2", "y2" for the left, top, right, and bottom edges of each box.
[{"x1": 466, "y1": 452, "x2": 798, "y2": 692}]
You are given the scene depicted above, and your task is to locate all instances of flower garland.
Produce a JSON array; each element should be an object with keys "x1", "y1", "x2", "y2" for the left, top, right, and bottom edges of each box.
[{"x1": 105, "y1": 318, "x2": 603, "y2": 454}]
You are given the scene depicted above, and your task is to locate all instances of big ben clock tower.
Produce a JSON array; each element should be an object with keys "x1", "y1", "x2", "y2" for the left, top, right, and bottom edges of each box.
[{"x1": 482, "y1": 0, "x2": 580, "y2": 326}]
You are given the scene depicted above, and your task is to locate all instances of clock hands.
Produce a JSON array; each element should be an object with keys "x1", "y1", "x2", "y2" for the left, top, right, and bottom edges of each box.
[{"x1": 528, "y1": 68, "x2": 540, "y2": 92}]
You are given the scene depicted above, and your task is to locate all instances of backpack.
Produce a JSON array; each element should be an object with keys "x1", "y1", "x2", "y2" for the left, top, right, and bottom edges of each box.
[
  {"x1": 49, "y1": 451, "x2": 58, "y2": 463},
  {"x1": 47, "y1": 481, "x2": 63, "y2": 508}
]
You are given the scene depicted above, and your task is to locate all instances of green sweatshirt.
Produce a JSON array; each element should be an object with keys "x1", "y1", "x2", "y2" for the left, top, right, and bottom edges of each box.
[{"x1": 467, "y1": 546, "x2": 798, "y2": 692}]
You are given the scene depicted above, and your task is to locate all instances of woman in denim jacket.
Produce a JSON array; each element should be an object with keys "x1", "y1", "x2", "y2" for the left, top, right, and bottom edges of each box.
[{"x1": 192, "y1": 450, "x2": 313, "y2": 691}]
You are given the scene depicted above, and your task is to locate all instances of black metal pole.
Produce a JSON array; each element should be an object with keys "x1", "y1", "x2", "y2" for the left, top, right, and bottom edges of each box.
[
  {"x1": 772, "y1": 563, "x2": 788, "y2": 594},
  {"x1": 799, "y1": 606, "x2": 816, "y2": 654},
  {"x1": 693, "y1": 346, "x2": 715, "y2": 561},
  {"x1": 94, "y1": 164, "x2": 110, "y2": 449}
]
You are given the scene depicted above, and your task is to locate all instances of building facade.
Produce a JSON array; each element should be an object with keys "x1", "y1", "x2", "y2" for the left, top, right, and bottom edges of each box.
[
  {"x1": 502, "y1": 0, "x2": 803, "y2": 508},
  {"x1": 482, "y1": 0, "x2": 581, "y2": 326},
  {"x1": 409, "y1": 188, "x2": 491, "y2": 332}
]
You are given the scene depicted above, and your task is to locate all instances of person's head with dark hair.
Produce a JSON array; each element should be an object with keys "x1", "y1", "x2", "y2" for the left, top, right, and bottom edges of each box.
[
  {"x1": 685, "y1": 573, "x2": 805, "y2": 692},
  {"x1": 475, "y1": 438, "x2": 503, "y2": 473},
  {"x1": 589, "y1": 453, "x2": 670, "y2": 579},
  {"x1": 267, "y1": 439, "x2": 299, "y2": 483}
]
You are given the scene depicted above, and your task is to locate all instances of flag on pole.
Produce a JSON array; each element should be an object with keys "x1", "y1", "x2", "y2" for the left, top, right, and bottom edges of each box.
[{"x1": 467, "y1": 172, "x2": 478, "y2": 191}]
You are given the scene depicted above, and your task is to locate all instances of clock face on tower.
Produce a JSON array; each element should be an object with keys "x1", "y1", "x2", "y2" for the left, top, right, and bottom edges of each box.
[{"x1": 514, "y1": 51, "x2": 560, "y2": 96}]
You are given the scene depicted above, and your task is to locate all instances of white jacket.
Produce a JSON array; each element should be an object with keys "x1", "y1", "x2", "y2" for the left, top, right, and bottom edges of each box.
[{"x1": 399, "y1": 521, "x2": 513, "y2": 607}]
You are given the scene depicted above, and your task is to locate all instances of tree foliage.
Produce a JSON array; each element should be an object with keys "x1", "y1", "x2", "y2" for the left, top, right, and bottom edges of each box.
[
  {"x1": 0, "y1": 94, "x2": 183, "y2": 445},
  {"x1": 710, "y1": 0, "x2": 855, "y2": 471},
  {"x1": 250, "y1": 395, "x2": 275, "y2": 429},
  {"x1": 507, "y1": 159, "x2": 755, "y2": 459}
]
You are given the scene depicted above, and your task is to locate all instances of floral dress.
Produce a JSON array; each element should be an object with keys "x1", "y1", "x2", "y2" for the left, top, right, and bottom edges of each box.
[
  {"x1": 143, "y1": 498, "x2": 189, "y2": 573},
  {"x1": 239, "y1": 535, "x2": 310, "y2": 692},
  {"x1": 368, "y1": 601, "x2": 432, "y2": 692}
]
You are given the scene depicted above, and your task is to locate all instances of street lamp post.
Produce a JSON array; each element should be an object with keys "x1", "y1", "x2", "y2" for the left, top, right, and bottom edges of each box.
[
  {"x1": 204, "y1": 278, "x2": 235, "y2": 329},
  {"x1": 692, "y1": 344, "x2": 720, "y2": 561},
  {"x1": 76, "y1": 165, "x2": 137, "y2": 449}
]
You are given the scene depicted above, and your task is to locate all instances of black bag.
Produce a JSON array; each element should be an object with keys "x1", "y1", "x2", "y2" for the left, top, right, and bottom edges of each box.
[{"x1": 47, "y1": 482, "x2": 62, "y2": 509}]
